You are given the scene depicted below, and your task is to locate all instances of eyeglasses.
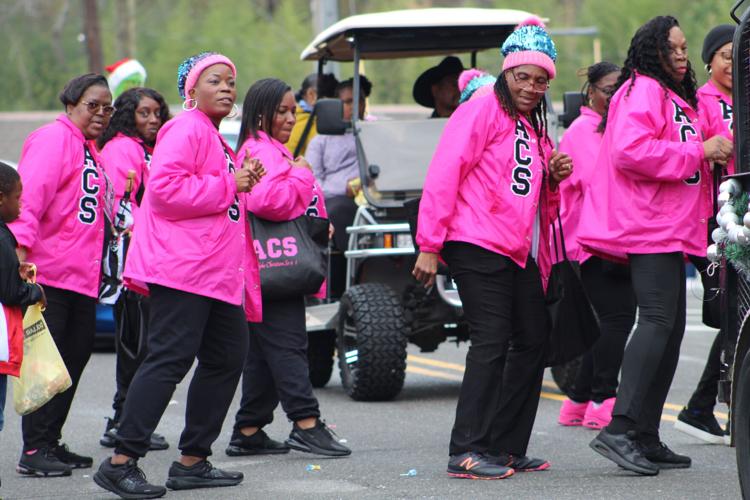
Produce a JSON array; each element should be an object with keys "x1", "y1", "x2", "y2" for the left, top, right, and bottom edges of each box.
[
  {"x1": 717, "y1": 50, "x2": 733, "y2": 64},
  {"x1": 80, "y1": 100, "x2": 116, "y2": 116},
  {"x1": 509, "y1": 69, "x2": 550, "y2": 93},
  {"x1": 591, "y1": 84, "x2": 616, "y2": 97}
]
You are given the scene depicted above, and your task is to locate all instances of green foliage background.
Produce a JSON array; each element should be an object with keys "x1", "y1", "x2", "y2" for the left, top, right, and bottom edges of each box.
[{"x1": 0, "y1": 0, "x2": 738, "y2": 111}]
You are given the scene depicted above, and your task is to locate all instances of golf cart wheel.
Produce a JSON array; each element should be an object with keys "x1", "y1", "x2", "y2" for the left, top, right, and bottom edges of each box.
[
  {"x1": 550, "y1": 357, "x2": 582, "y2": 397},
  {"x1": 308, "y1": 329, "x2": 336, "y2": 388},
  {"x1": 736, "y1": 348, "x2": 750, "y2": 496},
  {"x1": 337, "y1": 283, "x2": 408, "y2": 401}
]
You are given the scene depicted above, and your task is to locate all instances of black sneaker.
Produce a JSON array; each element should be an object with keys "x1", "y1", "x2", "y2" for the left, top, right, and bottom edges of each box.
[
  {"x1": 49, "y1": 443, "x2": 93, "y2": 469},
  {"x1": 589, "y1": 429, "x2": 659, "y2": 476},
  {"x1": 17, "y1": 448, "x2": 72, "y2": 477},
  {"x1": 165, "y1": 460, "x2": 243, "y2": 490},
  {"x1": 93, "y1": 457, "x2": 166, "y2": 499},
  {"x1": 101, "y1": 419, "x2": 170, "y2": 451},
  {"x1": 489, "y1": 452, "x2": 550, "y2": 472},
  {"x1": 226, "y1": 429, "x2": 290, "y2": 456},
  {"x1": 447, "y1": 452, "x2": 514, "y2": 480},
  {"x1": 674, "y1": 407, "x2": 725, "y2": 444},
  {"x1": 286, "y1": 420, "x2": 351, "y2": 457},
  {"x1": 641, "y1": 441, "x2": 691, "y2": 469}
]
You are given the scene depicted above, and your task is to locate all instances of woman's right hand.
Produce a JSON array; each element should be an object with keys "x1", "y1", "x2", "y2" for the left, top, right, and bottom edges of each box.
[
  {"x1": 236, "y1": 153, "x2": 267, "y2": 192},
  {"x1": 412, "y1": 252, "x2": 439, "y2": 288},
  {"x1": 703, "y1": 135, "x2": 733, "y2": 165}
]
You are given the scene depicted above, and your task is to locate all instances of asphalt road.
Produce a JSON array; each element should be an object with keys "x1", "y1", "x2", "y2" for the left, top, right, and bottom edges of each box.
[{"x1": 0, "y1": 282, "x2": 741, "y2": 500}]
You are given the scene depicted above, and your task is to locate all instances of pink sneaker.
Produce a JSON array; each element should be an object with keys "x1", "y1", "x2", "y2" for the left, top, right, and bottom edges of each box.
[
  {"x1": 582, "y1": 397, "x2": 616, "y2": 430},
  {"x1": 558, "y1": 399, "x2": 588, "y2": 426}
]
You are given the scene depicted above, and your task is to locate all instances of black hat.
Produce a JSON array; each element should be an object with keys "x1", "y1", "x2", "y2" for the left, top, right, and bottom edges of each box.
[
  {"x1": 702, "y1": 24, "x2": 735, "y2": 65},
  {"x1": 412, "y1": 56, "x2": 465, "y2": 108}
]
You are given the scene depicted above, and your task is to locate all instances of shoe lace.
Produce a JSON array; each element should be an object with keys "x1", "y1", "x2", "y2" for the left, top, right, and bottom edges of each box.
[
  {"x1": 319, "y1": 420, "x2": 340, "y2": 440},
  {"x1": 123, "y1": 461, "x2": 148, "y2": 484}
]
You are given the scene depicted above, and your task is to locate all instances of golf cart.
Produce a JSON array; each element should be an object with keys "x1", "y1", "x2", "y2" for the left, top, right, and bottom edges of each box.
[{"x1": 300, "y1": 7, "x2": 561, "y2": 401}]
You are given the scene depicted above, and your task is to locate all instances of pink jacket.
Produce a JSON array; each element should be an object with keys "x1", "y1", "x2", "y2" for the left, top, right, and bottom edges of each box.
[
  {"x1": 577, "y1": 73, "x2": 711, "y2": 262},
  {"x1": 123, "y1": 110, "x2": 262, "y2": 321},
  {"x1": 238, "y1": 131, "x2": 328, "y2": 299},
  {"x1": 698, "y1": 81, "x2": 734, "y2": 175},
  {"x1": 9, "y1": 114, "x2": 107, "y2": 298},
  {"x1": 417, "y1": 92, "x2": 559, "y2": 287},
  {"x1": 100, "y1": 133, "x2": 151, "y2": 224},
  {"x1": 557, "y1": 106, "x2": 603, "y2": 264}
]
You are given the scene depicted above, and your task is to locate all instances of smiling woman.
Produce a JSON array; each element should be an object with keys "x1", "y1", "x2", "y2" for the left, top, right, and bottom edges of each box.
[{"x1": 9, "y1": 73, "x2": 112, "y2": 477}]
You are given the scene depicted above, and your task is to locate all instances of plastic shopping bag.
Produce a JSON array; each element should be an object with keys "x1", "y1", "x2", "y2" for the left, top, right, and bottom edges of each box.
[{"x1": 13, "y1": 303, "x2": 72, "y2": 415}]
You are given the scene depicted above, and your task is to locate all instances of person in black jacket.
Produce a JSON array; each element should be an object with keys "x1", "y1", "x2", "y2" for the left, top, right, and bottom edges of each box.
[{"x1": 0, "y1": 161, "x2": 45, "y2": 486}]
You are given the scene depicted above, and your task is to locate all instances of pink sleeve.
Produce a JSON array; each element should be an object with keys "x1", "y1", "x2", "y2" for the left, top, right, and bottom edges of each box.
[
  {"x1": 416, "y1": 98, "x2": 493, "y2": 254},
  {"x1": 240, "y1": 141, "x2": 316, "y2": 222},
  {"x1": 147, "y1": 120, "x2": 237, "y2": 220},
  {"x1": 9, "y1": 127, "x2": 65, "y2": 250},
  {"x1": 101, "y1": 138, "x2": 145, "y2": 222},
  {"x1": 611, "y1": 82, "x2": 705, "y2": 182}
]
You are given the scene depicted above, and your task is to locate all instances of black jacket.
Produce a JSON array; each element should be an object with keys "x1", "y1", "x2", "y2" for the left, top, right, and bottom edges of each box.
[{"x1": 0, "y1": 220, "x2": 42, "y2": 307}]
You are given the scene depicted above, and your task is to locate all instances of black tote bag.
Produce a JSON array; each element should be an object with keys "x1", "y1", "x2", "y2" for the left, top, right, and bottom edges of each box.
[
  {"x1": 249, "y1": 213, "x2": 329, "y2": 300},
  {"x1": 545, "y1": 212, "x2": 601, "y2": 367}
]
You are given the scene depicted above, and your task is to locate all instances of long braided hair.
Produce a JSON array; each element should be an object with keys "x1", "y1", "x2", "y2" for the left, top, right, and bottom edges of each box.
[
  {"x1": 493, "y1": 72, "x2": 552, "y2": 156},
  {"x1": 600, "y1": 16, "x2": 698, "y2": 132}
]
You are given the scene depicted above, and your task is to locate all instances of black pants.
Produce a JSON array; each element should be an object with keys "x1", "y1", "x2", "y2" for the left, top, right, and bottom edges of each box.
[
  {"x1": 326, "y1": 195, "x2": 358, "y2": 299},
  {"x1": 568, "y1": 257, "x2": 636, "y2": 403},
  {"x1": 115, "y1": 285, "x2": 248, "y2": 459},
  {"x1": 112, "y1": 291, "x2": 150, "y2": 422},
  {"x1": 234, "y1": 296, "x2": 320, "y2": 430},
  {"x1": 22, "y1": 286, "x2": 96, "y2": 450},
  {"x1": 685, "y1": 255, "x2": 722, "y2": 412},
  {"x1": 611, "y1": 253, "x2": 686, "y2": 439},
  {"x1": 442, "y1": 242, "x2": 548, "y2": 457}
]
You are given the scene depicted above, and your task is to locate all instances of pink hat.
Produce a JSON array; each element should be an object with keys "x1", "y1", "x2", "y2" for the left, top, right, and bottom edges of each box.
[
  {"x1": 177, "y1": 52, "x2": 236, "y2": 100},
  {"x1": 501, "y1": 16, "x2": 557, "y2": 80}
]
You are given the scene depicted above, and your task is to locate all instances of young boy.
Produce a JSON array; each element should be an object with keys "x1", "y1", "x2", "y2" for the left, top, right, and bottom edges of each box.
[{"x1": 0, "y1": 161, "x2": 45, "y2": 486}]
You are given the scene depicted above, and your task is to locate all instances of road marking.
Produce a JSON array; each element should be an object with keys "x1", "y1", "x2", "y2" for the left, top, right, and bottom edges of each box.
[{"x1": 407, "y1": 355, "x2": 728, "y2": 422}]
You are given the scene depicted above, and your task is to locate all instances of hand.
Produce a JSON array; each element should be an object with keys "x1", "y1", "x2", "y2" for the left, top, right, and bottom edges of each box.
[
  {"x1": 703, "y1": 135, "x2": 733, "y2": 166},
  {"x1": 290, "y1": 156, "x2": 313, "y2": 171},
  {"x1": 412, "y1": 252, "x2": 439, "y2": 288},
  {"x1": 329, "y1": 223, "x2": 335, "y2": 240},
  {"x1": 242, "y1": 155, "x2": 266, "y2": 187},
  {"x1": 19, "y1": 262, "x2": 36, "y2": 282},
  {"x1": 548, "y1": 150, "x2": 573, "y2": 190},
  {"x1": 234, "y1": 168, "x2": 254, "y2": 193},
  {"x1": 346, "y1": 177, "x2": 361, "y2": 198},
  {"x1": 16, "y1": 246, "x2": 27, "y2": 263}
]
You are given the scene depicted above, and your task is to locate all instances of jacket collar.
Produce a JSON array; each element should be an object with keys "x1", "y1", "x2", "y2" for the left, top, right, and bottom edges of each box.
[
  {"x1": 56, "y1": 113, "x2": 87, "y2": 142},
  {"x1": 257, "y1": 130, "x2": 293, "y2": 160}
]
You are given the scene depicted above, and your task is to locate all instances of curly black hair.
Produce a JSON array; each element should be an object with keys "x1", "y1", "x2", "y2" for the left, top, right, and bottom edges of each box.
[
  {"x1": 580, "y1": 61, "x2": 619, "y2": 105},
  {"x1": 97, "y1": 87, "x2": 171, "y2": 149},
  {"x1": 600, "y1": 15, "x2": 698, "y2": 131},
  {"x1": 0, "y1": 161, "x2": 20, "y2": 195},
  {"x1": 335, "y1": 75, "x2": 373, "y2": 99},
  {"x1": 494, "y1": 72, "x2": 552, "y2": 158}
]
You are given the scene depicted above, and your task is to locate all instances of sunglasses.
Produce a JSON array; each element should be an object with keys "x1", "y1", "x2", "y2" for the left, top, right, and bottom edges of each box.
[{"x1": 80, "y1": 100, "x2": 116, "y2": 117}]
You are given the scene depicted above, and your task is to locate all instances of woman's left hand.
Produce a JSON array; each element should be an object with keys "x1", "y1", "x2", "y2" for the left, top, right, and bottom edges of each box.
[
  {"x1": 548, "y1": 150, "x2": 573, "y2": 190},
  {"x1": 329, "y1": 223, "x2": 335, "y2": 240}
]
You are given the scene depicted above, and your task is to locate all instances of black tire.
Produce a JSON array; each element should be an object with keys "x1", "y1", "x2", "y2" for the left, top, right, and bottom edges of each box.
[
  {"x1": 735, "y1": 347, "x2": 750, "y2": 498},
  {"x1": 550, "y1": 356, "x2": 582, "y2": 397},
  {"x1": 308, "y1": 330, "x2": 336, "y2": 388},
  {"x1": 337, "y1": 283, "x2": 408, "y2": 401}
]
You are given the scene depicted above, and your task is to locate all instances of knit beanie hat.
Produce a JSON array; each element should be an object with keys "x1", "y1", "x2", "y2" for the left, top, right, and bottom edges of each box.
[
  {"x1": 177, "y1": 52, "x2": 237, "y2": 100},
  {"x1": 501, "y1": 16, "x2": 557, "y2": 79},
  {"x1": 105, "y1": 58, "x2": 146, "y2": 100},
  {"x1": 702, "y1": 24, "x2": 735, "y2": 64},
  {"x1": 458, "y1": 69, "x2": 497, "y2": 104}
]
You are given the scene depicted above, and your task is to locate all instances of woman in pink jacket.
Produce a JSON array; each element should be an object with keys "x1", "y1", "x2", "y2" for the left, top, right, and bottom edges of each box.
[
  {"x1": 412, "y1": 18, "x2": 572, "y2": 479},
  {"x1": 227, "y1": 78, "x2": 351, "y2": 459},
  {"x1": 579, "y1": 17, "x2": 733, "y2": 476},
  {"x1": 94, "y1": 52, "x2": 263, "y2": 499},
  {"x1": 675, "y1": 24, "x2": 735, "y2": 445},
  {"x1": 557, "y1": 62, "x2": 637, "y2": 430},
  {"x1": 97, "y1": 87, "x2": 171, "y2": 452},
  {"x1": 11, "y1": 73, "x2": 113, "y2": 477}
]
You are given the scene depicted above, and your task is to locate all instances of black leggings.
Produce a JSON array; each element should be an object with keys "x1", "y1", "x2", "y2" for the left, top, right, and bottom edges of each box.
[
  {"x1": 609, "y1": 252, "x2": 686, "y2": 440},
  {"x1": 568, "y1": 257, "x2": 636, "y2": 403}
]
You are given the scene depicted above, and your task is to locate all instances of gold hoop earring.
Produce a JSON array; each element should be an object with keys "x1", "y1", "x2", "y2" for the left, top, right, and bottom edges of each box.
[{"x1": 182, "y1": 98, "x2": 197, "y2": 112}]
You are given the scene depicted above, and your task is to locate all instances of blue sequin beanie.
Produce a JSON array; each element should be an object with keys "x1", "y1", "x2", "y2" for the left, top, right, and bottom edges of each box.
[
  {"x1": 177, "y1": 51, "x2": 236, "y2": 100},
  {"x1": 501, "y1": 16, "x2": 557, "y2": 79}
]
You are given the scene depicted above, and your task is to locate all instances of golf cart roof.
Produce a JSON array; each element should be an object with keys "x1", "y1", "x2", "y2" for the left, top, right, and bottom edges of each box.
[{"x1": 300, "y1": 8, "x2": 541, "y2": 61}]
